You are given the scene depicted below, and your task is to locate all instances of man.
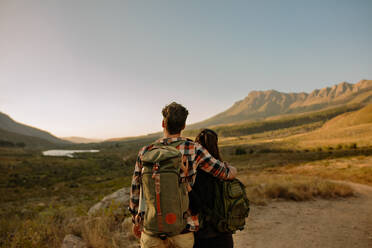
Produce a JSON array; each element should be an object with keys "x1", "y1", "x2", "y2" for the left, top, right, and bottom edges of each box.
[{"x1": 129, "y1": 102, "x2": 237, "y2": 248}]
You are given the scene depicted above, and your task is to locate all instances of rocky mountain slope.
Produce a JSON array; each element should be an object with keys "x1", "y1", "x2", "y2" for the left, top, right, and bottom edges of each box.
[{"x1": 188, "y1": 80, "x2": 372, "y2": 129}]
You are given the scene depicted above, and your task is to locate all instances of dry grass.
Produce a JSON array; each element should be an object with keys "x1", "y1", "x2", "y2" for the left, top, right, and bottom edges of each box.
[
  {"x1": 1, "y1": 205, "x2": 139, "y2": 248},
  {"x1": 79, "y1": 215, "x2": 138, "y2": 248},
  {"x1": 278, "y1": 156, "x2": 372, "y2": 186},
  {"x1": 285, "y1": 123, "x2": 372, "y2": 149},
  {"x1": 62, "y1": 204, "x2": 139, "y2": 248},
  {"x1": 1, "y1": 210, "x2": 69, "y2": 248},
  {"x1": 239, "y1": 173, "x2": 354, "y2": 205}
]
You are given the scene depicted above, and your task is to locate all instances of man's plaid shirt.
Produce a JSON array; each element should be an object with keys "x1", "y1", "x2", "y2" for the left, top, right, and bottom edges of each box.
[{"x1": 129, "y1": 136, "x2": 232, "y2": 232}]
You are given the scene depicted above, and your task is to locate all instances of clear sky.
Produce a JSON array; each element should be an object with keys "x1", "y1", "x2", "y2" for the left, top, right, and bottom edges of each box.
[{"x1": 1, "y1": 0, "x2": 371, "y2": 139}]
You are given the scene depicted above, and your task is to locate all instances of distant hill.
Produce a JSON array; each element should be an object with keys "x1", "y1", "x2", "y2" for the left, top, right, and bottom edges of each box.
[
  {"x1": 289, "y1": 104, "x2": 372, "y2": 148},
  {"x1": 322, "y1": 104, "x2": 372, "y2": 130},
  {"x1": 104, "y1": 132, "x2": 162, "y2": 143},
  {"x1": 62, "y1": 136, "x2": 103, "y2": 144},
  {"x1": 188, "y1": 80, "x2": 372, "y2": 129},
  {"x1": 0, "y1": 112, "x2": 70, "y2": 146}
]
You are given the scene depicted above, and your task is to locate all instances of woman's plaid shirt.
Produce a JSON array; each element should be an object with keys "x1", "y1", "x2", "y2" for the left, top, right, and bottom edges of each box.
[{"x1": 129, "y1": 136, "x2": 232, "y2": 232}]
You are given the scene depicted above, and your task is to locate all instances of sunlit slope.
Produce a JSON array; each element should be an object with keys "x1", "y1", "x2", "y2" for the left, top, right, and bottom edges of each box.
[
  {"x1": 322, "y1": 104, "x2": 372, "y2": 129},
  {"x1": 287, "y1": 104, "x2": 372, "y2": 148}
]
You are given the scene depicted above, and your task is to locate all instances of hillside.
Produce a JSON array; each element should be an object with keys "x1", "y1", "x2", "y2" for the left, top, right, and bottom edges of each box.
[
  {"x1": 285, "y1": 104, "x2": 372, "y2": 148},
  {"x1": 0, "y1": 112, "x2": 69, "y2": 145},
  {"x1": 188, "y1": 80, "x2": 372, "y2": 129},
  {"x1": 322, "y1": 104, "x2": 372, "y2": 129},
  {"x1": 0, "y1": 128, "x2": 57, "y2": 148}
]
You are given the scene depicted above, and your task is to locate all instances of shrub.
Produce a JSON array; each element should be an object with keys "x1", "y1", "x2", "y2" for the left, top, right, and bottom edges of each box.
[
  {"x1": 235, "y1": 147, "x2": 247, "y2": 155},
  {"x1": 349, "y1": 143, "x2": 357, "y2": 149},
  {"x1": 336, "y1": 144, "x2": 343, "y2": 150},
  {"x1": 0, "y1": 140, "x2": 15, "y2": 147},
  {"x1": 16, "y1": 142, "x2": 26, "y2": 148},
  {"x1": 259, "y1": 148, "x2": 272, "y2": 153},
  {"x1": 239, "y1": 174, "x2": 354, "y2": 204}
]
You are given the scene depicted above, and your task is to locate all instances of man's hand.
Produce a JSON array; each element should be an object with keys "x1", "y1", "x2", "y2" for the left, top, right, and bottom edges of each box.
[
  {"x1": 132, "y1": 224, "x2": 142, "y2": 239},
  {"x1": 132, "y1": 214, "x2": 142, "y2": 239},
  {"x1": 227, "y1": 165, "x2": 237, "y2": 180}
]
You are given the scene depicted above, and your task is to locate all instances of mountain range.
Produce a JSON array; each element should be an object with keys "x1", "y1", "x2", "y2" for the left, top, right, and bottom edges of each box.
[{"x1": 188, "y1": 79, "x2": 372, "y2": 129}]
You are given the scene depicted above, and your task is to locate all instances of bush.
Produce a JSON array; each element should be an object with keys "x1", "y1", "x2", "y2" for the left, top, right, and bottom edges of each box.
[
  {"x1": 16, "y1": 142, "x2": 26, "y2": 148},
  {"x1": 259, "y1": 148, "x2": 272, "y2": 153},
  {"x1": 0, "y1": 140, "x2": 15, "y2": 147},
  {"x1": 235, "y1": 147, "x2": 247, "y2": 155},
  {"x1": 349, "y1": 143, "x2": 357, "y2": 149},
  {"x1": 239, "y1": 174, "x2": 354, "y2": 204}
]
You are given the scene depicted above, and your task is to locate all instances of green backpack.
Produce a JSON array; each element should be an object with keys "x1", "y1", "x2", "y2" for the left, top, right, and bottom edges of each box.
[
  {"x1": 195, "y1": 171, "x2": 250, "y2": 233},
  {"x1": 213, "y1": 178, "x2": 250, "y2": 232},
  {"x1": 140, "y1": 141, "x2": 189, "y2": 238}
]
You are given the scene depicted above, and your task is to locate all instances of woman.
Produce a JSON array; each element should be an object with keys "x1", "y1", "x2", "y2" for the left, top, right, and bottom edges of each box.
[{"x1": 191, "y1": 129, "x2": 234, "y2": 248}]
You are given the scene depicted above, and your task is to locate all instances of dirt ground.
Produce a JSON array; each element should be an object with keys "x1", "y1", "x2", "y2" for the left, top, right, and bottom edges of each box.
[{"x1": 234, "y1": 182, "x2": 372, "y2": 248}]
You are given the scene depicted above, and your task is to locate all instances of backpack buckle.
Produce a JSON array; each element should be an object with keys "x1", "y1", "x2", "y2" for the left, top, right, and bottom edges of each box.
[
  {"x1": 159, "y1": 234, "x2": 168, "y2": 240},
  {"x1": 152, "y1": 163, "x2": 160, "y2": 179}
]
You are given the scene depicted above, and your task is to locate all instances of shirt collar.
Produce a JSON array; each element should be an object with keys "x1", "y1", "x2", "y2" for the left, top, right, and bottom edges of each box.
[{"x1": 156, "y1": 136, "x2": 188, "y2": 145}]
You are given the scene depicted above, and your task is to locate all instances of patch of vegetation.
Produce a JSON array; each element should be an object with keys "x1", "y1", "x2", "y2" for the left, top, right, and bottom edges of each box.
[
  {"x1": 349, "y1": 143, "x2": 357, "y2": 149},
  {"x1": 0, "y1": 203, "x2": 137, "y2": 248},
  {"x1": 239, "y1": 174, "x2": 354, "y2": 205},
  {"x1": 0, "y1": 145, "x2": 141, "y2": 248},
  {"x1": 0, "y1": 140, "x2": 25, "y2": 148},
  {"x1": 279, "y1": 156, "x2": 372, "y2": 186},
  {"x1": 235, "y1": 147, "x2": 247, "y2": 155}
]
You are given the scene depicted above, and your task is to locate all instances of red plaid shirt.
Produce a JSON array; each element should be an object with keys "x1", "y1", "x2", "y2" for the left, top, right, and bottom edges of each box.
[{"x1": 129, "y1": 136, "x2": 232, "y2": 232}]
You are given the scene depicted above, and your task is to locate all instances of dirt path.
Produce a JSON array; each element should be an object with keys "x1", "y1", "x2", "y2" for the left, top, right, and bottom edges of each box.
[{"x1": 234, "y1": 182, "x2": 372, "y2": 248}]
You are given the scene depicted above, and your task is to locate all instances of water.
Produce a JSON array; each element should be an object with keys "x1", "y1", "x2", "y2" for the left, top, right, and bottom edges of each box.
[{"x1": 42, "y1": 149, "x2": 99, "y2": 158}]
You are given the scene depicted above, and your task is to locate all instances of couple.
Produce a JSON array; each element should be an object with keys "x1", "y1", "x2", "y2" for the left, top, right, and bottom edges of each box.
[{"x1": 129, "y1": 102, "x2": 238, "y2": 248}]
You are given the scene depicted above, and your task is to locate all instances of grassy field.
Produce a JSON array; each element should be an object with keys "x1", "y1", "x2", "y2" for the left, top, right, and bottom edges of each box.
[
  {"x1": 1, "y1": 145, "x2": 364, "y2": 247},
  {"x1": 0, "y1": 145, "x2": 139, "y2": 248}
]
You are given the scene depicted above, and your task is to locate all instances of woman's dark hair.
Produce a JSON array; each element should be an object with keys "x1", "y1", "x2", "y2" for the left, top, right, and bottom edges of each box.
[{"x1": 195, "y1": 129, "x2": 222, "y2": 161}]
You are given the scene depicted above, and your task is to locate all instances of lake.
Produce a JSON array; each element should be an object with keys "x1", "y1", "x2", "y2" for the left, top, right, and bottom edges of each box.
[{"x1": 42, "y1": 149, "x2": 100, "y2": 158}]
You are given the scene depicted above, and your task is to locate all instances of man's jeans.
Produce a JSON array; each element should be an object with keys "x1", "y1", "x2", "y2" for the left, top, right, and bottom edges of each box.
[{"x1": 140, "y1": 232, "x2": 194, "y2": 248}]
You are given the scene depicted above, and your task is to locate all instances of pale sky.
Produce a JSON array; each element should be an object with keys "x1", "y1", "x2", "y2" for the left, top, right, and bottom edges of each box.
[{"x1": 1, "y1": 0, "x2": 371, "y2": 139}]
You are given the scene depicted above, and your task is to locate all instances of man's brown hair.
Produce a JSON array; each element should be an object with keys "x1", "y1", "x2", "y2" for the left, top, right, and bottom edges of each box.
[{"x1": 162, "y1": 102, "x2": 189, "y2": 135}]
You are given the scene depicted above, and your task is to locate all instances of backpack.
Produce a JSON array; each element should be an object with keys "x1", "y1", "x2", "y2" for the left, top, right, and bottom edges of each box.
[
  {"x1": 140, "y1": 141, "x2": 189, "y2": 238},
  {"x1": 194, "y1": 170, "x2": 250, "y2": 234}
]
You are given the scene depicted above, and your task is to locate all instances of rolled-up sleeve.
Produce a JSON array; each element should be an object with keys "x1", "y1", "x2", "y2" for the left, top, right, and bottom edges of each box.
[
  {"x1": 194, "y1": 143, "x2": 230, "y2": 180},
  {"x1": 129, "y1": 149, "x2": 144, "y2": 213}
]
